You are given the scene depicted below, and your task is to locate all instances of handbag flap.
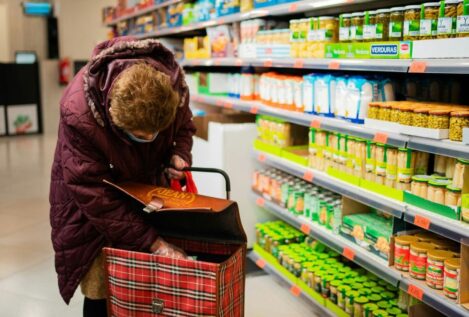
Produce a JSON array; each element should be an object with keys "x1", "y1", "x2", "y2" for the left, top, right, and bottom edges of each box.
[{"x1": 104, "y1": 179, "x2": 247, "y2": 244}]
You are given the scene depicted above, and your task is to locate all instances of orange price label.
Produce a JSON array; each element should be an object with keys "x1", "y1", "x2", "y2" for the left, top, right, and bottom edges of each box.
[
  {"x1": 293, "y1": 59, "x2": 304, "y2": 69},
  {"x1": 373, "y1": 132, "x2": 389, "y2": 144},
  {"x1": 303, "y1": 170, "x2": 314, "y2": 182},
  {"x1": 192, "y1": 60, "x2": 201, "y2": 66},
  {"x1": 343, "y1": 247, "x2": 356, "y2": 261},
  {"x1": 258, "y1": 153, "x2": 266, "y2": 162},
  {"x1": 414, "y1": 215, "x2": 431, "y2": 230},
  {"x1": 408, "y1": 284, "x2": 424, "y2": 300},
  {"x1": 300, "y1": 224, "x2": 311, "y2": 235},
  {"x1": 263, "y1": 59, "x2": 273, "y2": 67},
  {"x1": 250, "y1": 106, "x2": 259, "y2": 114},
  {"x1": 223, "y1": 101, "x2": 233, "y2": 109},
  {"x1": 235, "y1": 58, "x2": 243, "y2": 66},
  {"x1": 214, "y1": 59, "x2": 222, "y2": 66},
  {"x1": 256, "y1": 259, "x2": 266, "y2": 269},
  {"x1": 290, "y1": 285, "x2": 301, "y2": 297},
  {"x1": 216, "y1": 100, "x2": 224, "y2": 107},
  {"x1": 256, "y1": 197, "x2": 265, "y2": 207},
  {"x1": 310, "y1": 119, "x2": 321, "y2": 129},
  {"x1": 288, "y1": 3, "x2": 298, "y2": 12},
  {"x1": 218, "y1": 18, "x2": 225, "y2": 24},
  {"x1": 328, "y1": 61, "x2": 340, "y2": 70},
  {"x1": 409, "y1": 61, "x2": 427, "y2": 73}
]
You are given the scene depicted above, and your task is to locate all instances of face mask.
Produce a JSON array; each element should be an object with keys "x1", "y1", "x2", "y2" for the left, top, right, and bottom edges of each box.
[{"x1": 125, "y1": 131, "x2": 158, "y2": 143}]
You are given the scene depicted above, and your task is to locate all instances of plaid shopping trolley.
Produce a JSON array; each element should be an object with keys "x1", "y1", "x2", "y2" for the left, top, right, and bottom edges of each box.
[{"x1": 103, "y1": 168, "x2": 247, "y2": 317}]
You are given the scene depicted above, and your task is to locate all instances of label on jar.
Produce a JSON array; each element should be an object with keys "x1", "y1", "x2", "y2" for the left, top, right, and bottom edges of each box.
[
  {"x1": 290, "y1": 30, "x2": 299, "y2": 42},
  {"x1": 375, "y1": 23, "x2": 384, "y2": 38},
  {"x1": 404, "y1": 19, "x2": 420, "y2": 36},
  {"x1": 457, "y1": 16, "x2": 469, "y2": 33},
  {"x1": 386, "y1": 164, "x2": 397, "y2": 179},
  {"x1": 394, "y1": 243, "x2": 411, "y2": 271},
  {"x1": 398, "y1": 167, "x2": 413, "y2": 182},
  {"x1": 444, "y1": 266, "x2": 459, "y2": 299},
  {"x1": 420, "y1": 19, "x2": 437, "y2": 36},
  {"x1": 389, "y1": 21, "x2": 403, "y2": 37},
  {"x1": 337, "y1": 292, "x2": 345, "y2": 309},
  {"x1": 438, "y1": 17, "x2": 456, "y2": 35},
  {"x1": 363, "y1": 24, "x2": 377, "y2": 39},
  {"x1": 330, "y1": 289, "x2": 338, "y2": 304},
  {"x1": 376, "y1": 161, "x2": 386, "y2": 176},
  {"x1": 307, "y1": 30, "x2": 318, "y2": 42},
  {"x1": 427, "y1": 257, "x2": 445, "y2": 290},
  {"x1": 366, "y1": 158, "x2": 376, "y2": 173},
  {"x1": 345, "y1": 297, "x2": 354, "y2": 314},
  {"x1": 409, "y1": 249, "x2": 427, "y2": 280},
  {"x1": 339, "y1": 26, "x2": 350, "y2": 41},
  {"x1": 350, "y1": 25, "x2": 363, "y2": 40}
]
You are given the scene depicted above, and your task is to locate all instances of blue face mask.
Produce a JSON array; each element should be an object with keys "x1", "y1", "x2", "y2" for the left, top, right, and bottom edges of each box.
[{"x1": 125, "y1": 131, "x2": 158, "y2": 143}]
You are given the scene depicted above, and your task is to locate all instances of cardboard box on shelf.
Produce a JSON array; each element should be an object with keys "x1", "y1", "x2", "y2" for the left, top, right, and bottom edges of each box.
[{"x1": 193, "y1": 111, "x2": 255, "y2": 140}]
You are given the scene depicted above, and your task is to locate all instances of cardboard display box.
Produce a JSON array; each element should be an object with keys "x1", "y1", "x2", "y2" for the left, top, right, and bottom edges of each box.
[{"x1": 193, "y1": 111, "x2": 255, "y2": 141}]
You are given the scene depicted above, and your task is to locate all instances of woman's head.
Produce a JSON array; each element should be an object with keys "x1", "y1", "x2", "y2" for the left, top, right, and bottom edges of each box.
[{"x1": 109, "y1": 63, "x2": 180, "y2": 140}]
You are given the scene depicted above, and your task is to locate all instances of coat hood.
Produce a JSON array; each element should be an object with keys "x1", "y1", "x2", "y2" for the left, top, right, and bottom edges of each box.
[{"x1": 83, "y1": 36, "x2": 188, "y2": 128}]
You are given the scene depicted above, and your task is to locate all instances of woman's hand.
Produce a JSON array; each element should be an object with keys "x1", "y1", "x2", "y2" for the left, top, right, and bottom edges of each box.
[
  {"x1": 165, "y1": 155, "x2": 187, "y2": 180},
  {"x1": 150, "y1": 237, "x2": 188, "y2": 259}
]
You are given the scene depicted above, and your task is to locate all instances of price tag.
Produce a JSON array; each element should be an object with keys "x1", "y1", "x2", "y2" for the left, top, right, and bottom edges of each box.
[
  {"x1": 263, "y1": 59, "x2": 273, "y2": 67},
  {"x1": 218, "y1": 18, "x2": 225, "y2": 24},
  {"x1": 235, "y1": 59, "x2": 243, "y2": 66},
  {"x1": 192, "y1": 60, "x2": 201, "y2": 66},
  {"x1": 256, "y1": 197, "x2": 265, "y2": 207},
  {"x1": 303, "y1": 170, "x2": 314, "y2": 182},
  {"x1": 310, "y1": 119, "x2": 321, "y2": 129},
  {"x1": 256, "y1": 259, "x2": 266, "y2": 269},
  {"x1": 250, "y1": 106, "x2": 259, "y2": 114},
  {"x1": 293, "y1": 59, "x2": 304, "y2": 69},
  {"x1": 300, "y1": 224, "x2": 311, "y2": 235},
  {"x1": 343, "y1": 247, "x2": 356, "y2": 261},
  {"x1": 216, "y1": 100, "x2": 224, "y2": 107},
  {"x1": 373, "y1": 132, "x2": 389, "y2": 144},
  {"x1": 214, "y1": 59, "x2": 222, "y2": 66},
  {"x1": 223, "y1": 101, "x2": 233, "y2": 109},
  {"x1": 258, "y1": 153, "x2": 266, "y2": 162},
  {"x1": 265, "y1": 48, "x2": 273, "y2": 55},
  {"x1": 408, "y1": 284, "x2": 424, "y2": 300},
  {"x1": 288, "y1": 3, "x2": 298, "y2": 12},
  {"x1": 290, "y1": 285, "x2": 301, "y2": 297},
  {"x1": 414, "y1": 215, "x2": 431, "y2": 230},
  {"x1": 409, "y1": 61, "x2": 427, "y2": 73},
  {"x1": 328, "y1": 61, "x2": 340, "y2": 70}
]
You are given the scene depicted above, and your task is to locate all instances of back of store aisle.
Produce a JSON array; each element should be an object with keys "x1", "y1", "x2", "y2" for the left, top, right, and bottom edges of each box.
[{"x1": 2, "y1": 0, "x2": 469, "y2": 316}]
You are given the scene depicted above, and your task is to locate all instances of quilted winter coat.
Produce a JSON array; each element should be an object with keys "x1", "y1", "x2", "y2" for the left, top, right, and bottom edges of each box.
[{"x1": 49, "y1": 37, "x2": 195, "y2": 304}]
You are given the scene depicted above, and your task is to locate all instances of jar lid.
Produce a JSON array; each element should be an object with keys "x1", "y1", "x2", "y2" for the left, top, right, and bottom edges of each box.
[
  {"x1": 423, "y1": 2, "x2": 441, "y2": 6},
  {"x1": 446, "y1": 184, "x2": 462, "y2": 192},
  {"x1": 457, "y1": 158, "x2": 469, "y2": 165},
  {"x1": 428, "y1": 179, "x2": 451, "y2": 187},
  {"x1": 382, "y1": 291, "x2": 395, "y2": 300},
  {"x1": 376, "y1": 8, "x2": 391, "y2": 13},
  {"x1": 331, "y1": 280, "x2": 342, "y2": 287},
  {"x1": 369, "y1": 294, "x2": 382, "y2": 301},
  {"x1": 372, "y1": 286, "x2": 385, "y2": 293},
  {"x1": 352, "y1": 12, "x2": 365, "y2": 17},
  {"x1": 386, "y1": 285, "x2": 399, "y2": 292},
  {"x1": 364, "y1": 281, "x2": 378, "y2": 288},
  {"x1": 355, "y1": 296, "x2": 369, "y2": 304},
  {"x1": 367, "y1": 10, "x2": 377, "y2": 15},
  {"x1": 397, "y1": 314, "x2": 409, "y2": 317},
  {"x1": 428, "y1": 249, "x2": 455, "y2": 260},
  {"x1": 352, "y1": 283, "x2": 364, "y2": 289},
  {"x1": 395, "y1": 235, "x2": 420, "y2": 245},
  {"x1": 338, "y1": 285, "x2": 352, "y2": 291},
  {"x1": 390, "y1": 6, "x2": 405, "y2": 12},
  {"x1": 364, "y1": 303, "x2": 379, "y2": 310},
  {"x1": 445, "y1": 257, "x2": 461, "y2": 269},
  {"x1": 411, "y1": 175, "x2": 432, "y2": 182},
  {"x1": 414, "y1": 107, "x2": 431, "y2": 113},
  {"x1": 429, "y1": 109, "x2": 451, "y2": 115},
  {"x1": 444, "y1": 0, "x2": 460, "y2": 3},
  {"x1": 374, "y1": 310, "x2": 389, "y2": 317},
  {"x1": 404, "y1": 5, "x2": 422, "y2": 9},
  {"x1": 342, "y1": 13, "x2": 353, "y2": 18},
  {"x1": 369, "y1": 102, "x2": 382, "y2": 108},
  {"x1": 388, "y1": 307, "x2": 403, "y2": 315},
  {"x1": 451, "y1": 110, "x2": 469, "y2": 117},
  {"x1": 410, "y1": 242, "x2": 434, "y2": 252},
  {"x1": 377, "y1": 300, "x2": 390, "y2": 309},
  {"x1": 319, "y1": 16, "x2": 338, "y2": 20}
]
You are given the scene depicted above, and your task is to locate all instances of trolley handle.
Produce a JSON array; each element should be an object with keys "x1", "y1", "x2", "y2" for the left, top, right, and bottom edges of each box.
[{"x1": 182, "y1": 167, "x2": 231, "y2": 200}]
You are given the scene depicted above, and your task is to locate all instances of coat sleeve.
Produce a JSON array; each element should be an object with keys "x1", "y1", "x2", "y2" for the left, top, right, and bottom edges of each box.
[
  {"x1": 171, "y1": 91, "x2": 196, "y2": 166},
  {"x1": 60, "y1": 116, "x2": 158, "y2": 251}
]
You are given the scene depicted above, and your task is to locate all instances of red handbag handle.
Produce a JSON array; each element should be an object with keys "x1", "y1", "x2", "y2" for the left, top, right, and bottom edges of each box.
[{"x1": 170, "y1": 171, "x2": 198, "y2": 194}]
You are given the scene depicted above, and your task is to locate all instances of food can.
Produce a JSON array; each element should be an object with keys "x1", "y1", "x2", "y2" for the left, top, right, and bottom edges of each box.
[
  {"x1": 426, "y1": 250, "x2": 455, "y2": 289},
  {"x1": 394, "y1": 235, "x2": 419, "y2": 271},
  {"x1": 409, "y1": 242, "x2": 434, "y2": 280},
  {"x1": 444, "y1": 257, "x2": 460, "y2": 299}
]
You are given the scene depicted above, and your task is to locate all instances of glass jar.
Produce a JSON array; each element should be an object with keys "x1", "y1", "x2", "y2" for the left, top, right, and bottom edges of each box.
[
  {"x1": 318, "y1": 16, "x2": 339, "y2": 43},
  {"x1": 363, "y1": 10, "x2": 377, "y2": 41},
  {"x1": 399, "y1": 107, "x2": 413, "y2": 126},
  {"x1": 445, "y1": 185, "x2": 462, "y2": 206},
  {"x1": 415, "y1": 151, "x2": 430, "y2": 175},
  {"x1": 411, "y1": 175, "x2": 431, "y2": 198},
  {"x1": 376, "y1": 9, "x2": 390, "y2": 41},
  {"x1": 445, "y1": 157, "x2": 456, "y2": 179},
  {"x1": 438, "y1": 0, "x2": 459, "y2": 38},
  {"x1": 404, "y1": 5, "x2": 421, "y2": 40},
  {"x1": 351, "y1": 12, "x2": 365, "y2": 41},
  {"x1": 428, "y1": 109, "x2": 451, "y2": 129},
  {"x1": 364, "y1": 303, "x2": 379, "y2": 317},
  {"x1": 420, "y1": 2, "x2": 440, "y2": 39},
  {"x1": 340, "y1": 13, "x2": 352, "y2": 42},
  {"x1": 396, "y1": 181, "x2": 412, "y2": 191},
  {"x1": 378, "y1": 103, "x2": 392, "y2": 121},
  {"x1": 354, "y1": 296, "x2": 369, "y2": 317},
  {"x1": 389, "y1": 104, "x2": 401, "y2": 123},
  {"x1": 449, "y1": 110, "x2": 469, "y2": 141},
  {"x1": 453, "y1": 159, "x2": 468, "y2": 188},
  {"x1": 435, "y1": 154, "x2": 447, "y2": 175},
  {"x1": 457, "y1": 0, "x2": 469, "y2": 37},
  {"x1": 444, "y1": 257, "x2": 461, "y2": 300},
  {"x1": 397, "y1": 148, "x2": 415, "y2": 183},
  {"x1": 368, "y1": 102, "x2": 380, "y2": 119},
  {"x1": 389, "y1": 7, "x2": 405, "y2": 40},
  {"x1": 375, "y1": 143, "x2": 387, "y2": 177},
  {"x1": 412, "y1": 107, "x2": 430, "y2": 127},
  {"x1": 427, "y1": 179, "x2": 450, "y2": 204},
  {"x1": 386, "y1": 147, "x2": 398, "y2": 181}
]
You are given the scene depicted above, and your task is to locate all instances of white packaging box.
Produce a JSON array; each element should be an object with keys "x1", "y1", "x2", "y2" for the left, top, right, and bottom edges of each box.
[
  {"x1": 364, "y1": 118, "x2": 401, "y2": 134},
  {"x1": 463, "y1": 128, "x2": 469, "y2": 144},
  {"x1": 412, "y1": 37, "x2": 469, "y2": 59},
  {"x1": 238, "y1": 43, "x2": 257, "y2": 58},
  {"x1": 208, "y1": 73, "x2": 230, "y2": 94},
  {"x1": 400, "y1": 124, "x2": 449, "y2": 140}
]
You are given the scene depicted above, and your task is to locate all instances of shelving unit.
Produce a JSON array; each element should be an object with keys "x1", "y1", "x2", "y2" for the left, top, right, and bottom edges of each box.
[{"x1": 105, "y1": 0, "x2": 182, "y2": 26}]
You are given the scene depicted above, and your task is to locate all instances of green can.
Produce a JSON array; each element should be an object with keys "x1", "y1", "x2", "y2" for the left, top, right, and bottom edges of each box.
[
  {"x1": 374, "y1": 309, "x2": 389, "y2": 317},
  {"x1": 387, "y1": 307, "x2": 403, "y2": 316},
  {"x1": 382, "y1": 291, "x2": 395, "y2": 301},
  {"x1": 330, "y1": 280, "x2": 342, "y2": 304},
  {"x1": 364, "y1": 303, "x2": 378, "y2": 317},
  {"x1": 378, "y1": 300, "x2": 391, "y2": 310},
  {"x1": 368, "y1": 294, "x2": 382, "y2": 302},
  {"x1": 372, "y1": 286, "x2": 385, "y2": 294},
  {"x1": 337, "y1": 285, "x2": 351, "y2": 309},
  {"x1": 345, "y1": 290, "x2": 360, "y2": 315}
]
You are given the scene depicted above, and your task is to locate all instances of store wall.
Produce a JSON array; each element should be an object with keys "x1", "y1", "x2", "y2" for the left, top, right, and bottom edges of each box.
[{"x1": 0, "y1": 4, "x2": 9, "y2": 62}]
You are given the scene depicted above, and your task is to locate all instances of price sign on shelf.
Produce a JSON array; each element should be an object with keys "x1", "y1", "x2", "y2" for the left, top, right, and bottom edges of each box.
[
  {"x1": 310, "y1": 119, "x2": 321, "y2": 129},
  {"x1": 263, "y1": 59, "x2": 273, "y2": 67},
  {"x1": 290, "y1": 285, "x2": 301, "y2": 297},
  {"x1": 258, "y1": 153, "x2": 266, "y2": 162},
  {"x1": 223, "y1": 101, "x2": 233, "y2": 109},
  {"x1": 293, "y1": 59, "x2": 304, "y2": 69},
  {"x1": 409, "y1": 61, "x2": 427, "y2": 73},
  {"x1": 373, "y1": 132, "x2": 389, "y2": 144},
  {"x1": 256, "y1": 197, "x2": 265, "y2": 207},
  {"x1": 235, "y1": 59, "x2": 243, "y2": 66},
  {"x1": 300, "y1": 224, "x2": 311, "y2": 235},
  {"x1": 303, "y1": 170, "x2": 314, "y2": 182},
  {"x1": 328, "y1": 61, "x2": 340, "y2": 70},
  {"x1": 414, "y1": 215, "x2": 431, "y2": 230},
  {"x1": 256, "y1": 259, "x2": 266, "y2": 269},
  {"x1": 343, "y1": 247, "x2": 356, "y2": 261},
  {"x1": 250, "y1": 106, "x2": 259, "y2": 114},
  {"x1": 214, "y1": 59, "x2": 222, "y2": 66},
  {"x1": 288, "y1": 3, "x2": 298, "y2": 12},
  {"x1": 216, "y1": 100, "x2": 224, "y2": 107},
  {"x1": 408, "y1": 284, "x2": 424, "y2": 300}
]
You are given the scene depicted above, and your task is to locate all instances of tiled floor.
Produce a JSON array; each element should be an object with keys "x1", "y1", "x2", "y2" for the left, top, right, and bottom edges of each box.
[{"x1": 0, "y1": 134, "x2": 319, "y2": 316}]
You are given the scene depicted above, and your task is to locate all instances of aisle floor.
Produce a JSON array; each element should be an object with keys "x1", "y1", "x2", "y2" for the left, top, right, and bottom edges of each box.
[{"x1": 0, "y1": 134, "x2": 320, "y2": 317}]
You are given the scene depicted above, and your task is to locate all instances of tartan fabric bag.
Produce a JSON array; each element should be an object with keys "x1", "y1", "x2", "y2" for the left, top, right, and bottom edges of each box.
[{"x1": 103, "y1": 180, "x2": 247, "y2": 317}]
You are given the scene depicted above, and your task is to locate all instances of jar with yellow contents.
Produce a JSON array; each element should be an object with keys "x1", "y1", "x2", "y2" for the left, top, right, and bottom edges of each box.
[
  {"x1": 404, "y1": 5, "x2": 421, "y2": 40},
  {"x1": 351, "y1": 12, "x2": 365, "y2": 41},
  {"x1": 412, "y1": 107, "x2": 430, "y2": 128},
  {"x1": 389, "y1": 7, "x2": 405, "y2": 40},
  {"x1": 339, "y1": 13, "x2": 352, "y2": 42},
  {"x1": 428, "y1": 109, "x2": 451, "y2": 129},
  {"x1": 449, "y1": 110, "x2": 469, "y2": 141},
  {"x1": 399, "y1": 106, "x2": 413, "y2": 126},
  {"x1": 420, "y1": 2, "x2": 440, "y2": 39},
  {"x1": 457, "y1": 0, "x2": 469, "y2": 37},
  {"x1": 438, "y1": 0, "x2": 459, "y2": 38},
  {"x1": 378, "y1": 103, "x2": 392, "y2": 121},
  {"x1": 368, "y1": 102, "x2": 381, "y2": 120}
]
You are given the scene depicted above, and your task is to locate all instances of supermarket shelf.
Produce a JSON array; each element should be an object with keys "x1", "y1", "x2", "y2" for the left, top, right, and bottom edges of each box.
[
  {"x1": 247, "y1": 251, "x2": 335, "y2": 317},
  {"x1": 405, "y1": 205, "x2": 469, "y2": 243},
  {"x1": 415, "y1": 58, "x2": 469, "y2": 75},
  {"x1": 191, "y1": 94, "x2": 409, "y2": 148},
  {"x1": 399, "y1": 275, "x2": 469, "y2": 317},
  {"x1": 106, "y1": 0, "x2": 182, "y2": 26},
  {"x1": 407, "y1": 137, "x2": 469, "y2": 161},
  {"x1": 182, "y1": 57, "x2": 411, "y2": 73},
  {"x1": 253, "y1": 193, "x2": 402, "y2": 285},
  {"x1": 252, "y1": 149, "x2": 405, "y2": 218}
]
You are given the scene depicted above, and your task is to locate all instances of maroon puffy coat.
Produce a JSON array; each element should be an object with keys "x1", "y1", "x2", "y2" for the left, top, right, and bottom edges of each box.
[{"x1": 49, "y1": 37, "x2": 195, "y2": 304}]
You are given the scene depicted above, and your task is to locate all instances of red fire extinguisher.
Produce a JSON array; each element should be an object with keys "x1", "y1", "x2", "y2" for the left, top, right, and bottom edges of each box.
[{"x1": 59, "y1": 58, "x2": 71, "y2": 85}]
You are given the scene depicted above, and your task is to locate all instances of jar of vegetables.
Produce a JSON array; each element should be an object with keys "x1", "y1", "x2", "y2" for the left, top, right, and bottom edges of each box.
[
  {"x1": 397, "y1": 148, "x2": 415, "y2": 183},
  {"x1": 411, "y1": 175, "x2": 431, "y2": 198},
  {"x1": 445, "y1": 185, "x2": 462, "y2": 206},
  {"x1": 415, "y1": 151, "x2": 430, "y2": 175},
  {"x1": 339, "y1": 13, "x2": 352, "y2": 42},
  {"x1": 376, "y1": 8, "x2": 390, "y2": 40},
  {"x1": 375, "y1": 143, "x2": 387, "y2": 177},
  {"x1": 389, "y1": 7, "x2": 405, "y2": 40},
  {"x1": 438, "y1": 0, "x2": 459, "y2": 38},
  {"x1": 363, "y1": 10, "x2": 377, "y2": 41},
  {"x1": 428, "y1": 109, "x2": 451, "y2": 129},
  {"x1": 449, "y1": 110, "x2": 469, "y2": 141},
  {"x1": 420, "y1": 2, "x2": 440, "y2": 39},
  {"x1": 389, "y1": 103, "x2": 402, "y2": 123},
  {"x1": 427, "y1": 179, "x2": 451, "y2": 204},
  {"x1": 412, "y1": 107, "x2": 430, "y2": 128},
  {"x1": 378, "y1": 103, "x2": 392, "y2": 121},
  {"x1": 368, "y1": 102, "x2": 380, "y2": 119},
  {"x1": 351, "y1": 12, "x2": 365, "y2": 41},
  {"x1": 409, "y1": 242, "x2": 434, "y2": 280},
  {"x1": 399, "y1": 106, "x2": 413, "y2": 126},
  {"x1": 404, "y1": 5, "x2": 421, "y2": 40},
  {"x1": 457, "y1": 0, "x2": 469, "y2": 37},
  {"x1": 386, "y1": 147, "x2": 398, "y2": 181},
  {"x1": 318, "y1": 16, "x2": 339, "y2": 43},
  {"x1": 452, "y1": 159, "x2": 468, "y2": 188}
]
